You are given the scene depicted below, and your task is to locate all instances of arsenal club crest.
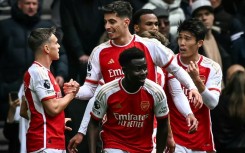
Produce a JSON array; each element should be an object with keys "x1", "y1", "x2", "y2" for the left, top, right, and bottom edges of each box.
[{"x1": 141, "y1": 101, "x2": 150, "y2": 111}]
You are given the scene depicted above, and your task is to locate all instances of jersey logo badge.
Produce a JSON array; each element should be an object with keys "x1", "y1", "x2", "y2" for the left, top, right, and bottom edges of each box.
[
  {"x1": 108, "y1": 59, "x2": 115, "y2": 64},
  {"x1": 113, "y1": 103, "x2": 122, "y2": 109},
  {"x1": 87, "y1": 62, "x2": 92, "y2": 71},
  {"x1": 43, "y1": 80, "x2": 50, "y2": 89},
  {"x1": 141, "y1": 101, "x2": 150, "y2": 111},
  {"x1": 94, "y1": 100, "x2": 101, "y2": 109}
]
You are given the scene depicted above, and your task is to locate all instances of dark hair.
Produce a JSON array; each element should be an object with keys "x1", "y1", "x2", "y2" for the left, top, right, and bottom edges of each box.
[
  {"x1": 132, "y1": 9, "x2": 155, "y2": 25},
  {"x1": 28, "y1": 27, "x2": 56, "y2": 52},
  {"x1": 100, "y1": 1, "x2": 133, "y2": 19},
  {"x1": 177, "y1": 18, "x2": 207, "y2": 41},
  {"x1": 119, "y1": 47, "x2": 145, "y2": 67},
  {"x1": 223, "y1": 71, "x2": 245, "y2": 120}
]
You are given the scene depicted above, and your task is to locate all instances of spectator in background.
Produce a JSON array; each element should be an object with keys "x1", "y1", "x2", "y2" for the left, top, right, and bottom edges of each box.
[
  {"x1": 153, "y1": 7, "x2": 178, "y2": 52},
  {"x1": 210, "y1": 0, "x2": 245, "y2": 66},
  {"x1": 211, "y1": 64, "x2": 245, "y2": 153},
  {"x1": 143, "y1": 0, "x2": 186, "y2": 39},
  {"x1": 191, "y1": 0, "x2": 231, "y2": 84}
]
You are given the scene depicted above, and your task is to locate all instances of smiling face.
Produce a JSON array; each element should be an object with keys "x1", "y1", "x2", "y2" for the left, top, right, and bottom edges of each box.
[
  {"x1": 124, "y1": 58, "x2": 148, "y2": 87},
  {"x1": 134, "y1": 13, "x2": 159, "y2": 34},
  {"x1": 104, "y1": 13, "x2": 130, "y2": 41},
  {"x1": 178, "y1": 31, "x2": 203, "y2": 61}
]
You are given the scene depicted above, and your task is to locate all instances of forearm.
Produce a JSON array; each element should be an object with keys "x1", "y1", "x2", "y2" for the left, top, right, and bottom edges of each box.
[
  {"x1": 75, "y1": 83, "x2": 97, "y2": 100},
  {"x1": 44, "y1": 93, "x2": 74, "y2": 117},
  {"x1": 20, "y1": 98, "x2": 29, "y2": 120},
  {"x1": 192, "y1": 77, "x2": 206, "y2": 93},
  {"x1": 168, "y1": 78, "x2": 193, "y2": 117},
  {"x1": 7, "y1": 107, "x2": 16, "y2": 123},
  {"x1": 88, "y1": 119, "x2": 100, "y2": 153},
  {"x1": 78, "y1": 97, "x2": 95, "y2": 134},
  {"x1": 201, "y1": 88, "x2": 220, "y2": 109},
  {"x1": 156, "y1": 118, "x2": 168, "y2": 153}
]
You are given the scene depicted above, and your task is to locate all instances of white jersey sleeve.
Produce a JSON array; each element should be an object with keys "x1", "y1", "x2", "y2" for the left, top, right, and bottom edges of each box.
[
  {"x1": 138, "y1": 36, "x2": 197, "y2": 90},
  {"x1": 78, "y1": 83, "x2": 103, "y2": 134},
  {"x1": 201, "y1": 58, "x2": 222, "y2": 109},
  {"x1": 168, "y1": 77, "x2": 193, "y2": 117},
  {"x1": 30, "y1": 66, "x2": 56, "y2": 101},
  {"x1": 144, "y1": 79, "x2": 169, "y2": 118}
]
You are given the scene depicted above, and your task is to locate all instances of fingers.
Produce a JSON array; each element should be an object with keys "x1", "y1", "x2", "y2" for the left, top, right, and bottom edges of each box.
[
  {"x1": 63, "y1": 79, "x2": 80, "y2": 95},
  {"x1": 188, "y1": 120, "x2": 198, "y2": 134},
  {"x1": 65, "y1": 126, "x2": 72, "y2": 131},
  {"x1": 65, "y1": 118, "x2": 72, "y2": 123},
  {"x1": 67, "y1": 139, "x2": 76, "y2": 153},
  {"x1": 189, "y1": 89, "x2": 203, "y2": 109},
  {"x1": 186, "y1": 114, "x2": 198, "y2": 134}
]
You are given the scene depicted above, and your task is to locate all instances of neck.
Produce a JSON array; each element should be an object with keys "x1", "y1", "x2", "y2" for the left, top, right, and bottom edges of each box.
[
  {"x1": 35, "y1": 54, "x2": 52, "y2": 69},
  {"x1": 205, "y1": 30, "x2": 213, "y2": 39},
  {"x1": 121, "y1": 78, "x2": 141, "y2": 93},
  {"x1": 180, "y1": 53, "x2": 200, "y2": 65},
  {"x1": 113, "y1": 32, "x2": 133, "y2": 46}
]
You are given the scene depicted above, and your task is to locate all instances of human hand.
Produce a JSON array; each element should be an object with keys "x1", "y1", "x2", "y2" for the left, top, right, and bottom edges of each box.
[
  {"x1": 63, "y1": 79, "x2": 80, "y2": 95},
  {"x1": 186, "y1": 61, "x2": 199, "y2": 79},
  {"x1": 68, "y1": 133, "x2": 84, "y2": 153},
  {"x1": 65, "y1": 118, "x2": 72, "y2": 131},
  {"x1": 9, "y1": 92, "x2": 20, "y2": 109},
  {"x1": 79, "y1": 55, "x2": 89, "y2": 64},
  {"x1": 188, "y1": 89, "x2": 203, "y2": 109},
  {"x1": 165, "y1": 135, "x2": 176, "y2": 153},
  {"x1": 186, "y1": 113, "x2": 198, "y2": 134},
  {"x1": 55, "y1": 76, "x2": 64, "y2": 88}
]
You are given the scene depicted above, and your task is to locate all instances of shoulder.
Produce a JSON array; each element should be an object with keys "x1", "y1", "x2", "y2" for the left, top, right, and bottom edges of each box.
[
  {"x1": 96, "y1": 79, "x2": 120, "y2": 99},
  {"x1": 144, "y1": 79, "x2": 166, "y2": 97},
  {"x1": 89, "y1": 40, "x2": 112, "y2": 58},
  {"x1": 27, "y1": 63, "x2": 49, "y2": 80},
  {"x1": 201, "y1": 56, "x2": 222, "y2": 74}
]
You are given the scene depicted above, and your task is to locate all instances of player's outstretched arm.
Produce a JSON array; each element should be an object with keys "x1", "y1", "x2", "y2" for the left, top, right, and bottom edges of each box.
[
  {"x1": 67, "y1": 133, "x2": 84, "y2": 153},
  {"x1": 88, "y1": 118, "x2": 100, "y2": 153}
]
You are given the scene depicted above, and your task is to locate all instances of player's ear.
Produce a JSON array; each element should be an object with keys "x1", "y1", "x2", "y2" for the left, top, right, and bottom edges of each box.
[
  {"x1": 43, "y1": 44, "x2": 49, "y2": 54},
  {"x1": 197, "y1": 40, "x2": 203, "y2": 47},
  {"x1": 124, "y1": 18, "x2": 130, "y2": 27}
]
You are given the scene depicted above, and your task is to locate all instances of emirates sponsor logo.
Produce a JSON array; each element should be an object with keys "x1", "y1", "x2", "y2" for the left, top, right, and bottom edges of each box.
[
  {"x1": 108, "y1": 68, "x2": 124, "y2": 78},
  {"x1": 113, "y1": 113, "x2": 149, "y2": 128}
]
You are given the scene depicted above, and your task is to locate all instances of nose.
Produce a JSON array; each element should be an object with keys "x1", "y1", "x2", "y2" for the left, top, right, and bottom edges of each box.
[
  {"x1": 152, "y1": 24, "x2": 158, "y2": 31},
  {"x1": 104, "y1": 22, "x2": 110, "y2": 30}
]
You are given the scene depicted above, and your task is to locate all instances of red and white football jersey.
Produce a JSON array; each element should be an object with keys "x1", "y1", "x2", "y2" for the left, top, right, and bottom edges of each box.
[
  {"x1": 167, "y1": 54, "x2": 222, "y2": 151},
  {"x1": 24, "y1": 61, "x2": 65, "y2": 152},
  {"x1": 90, "y1": 78, "x2": 169, "y2": 153},
  {"x1": 85, "y1": 34, "x2": 174, "y2": 85}
]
